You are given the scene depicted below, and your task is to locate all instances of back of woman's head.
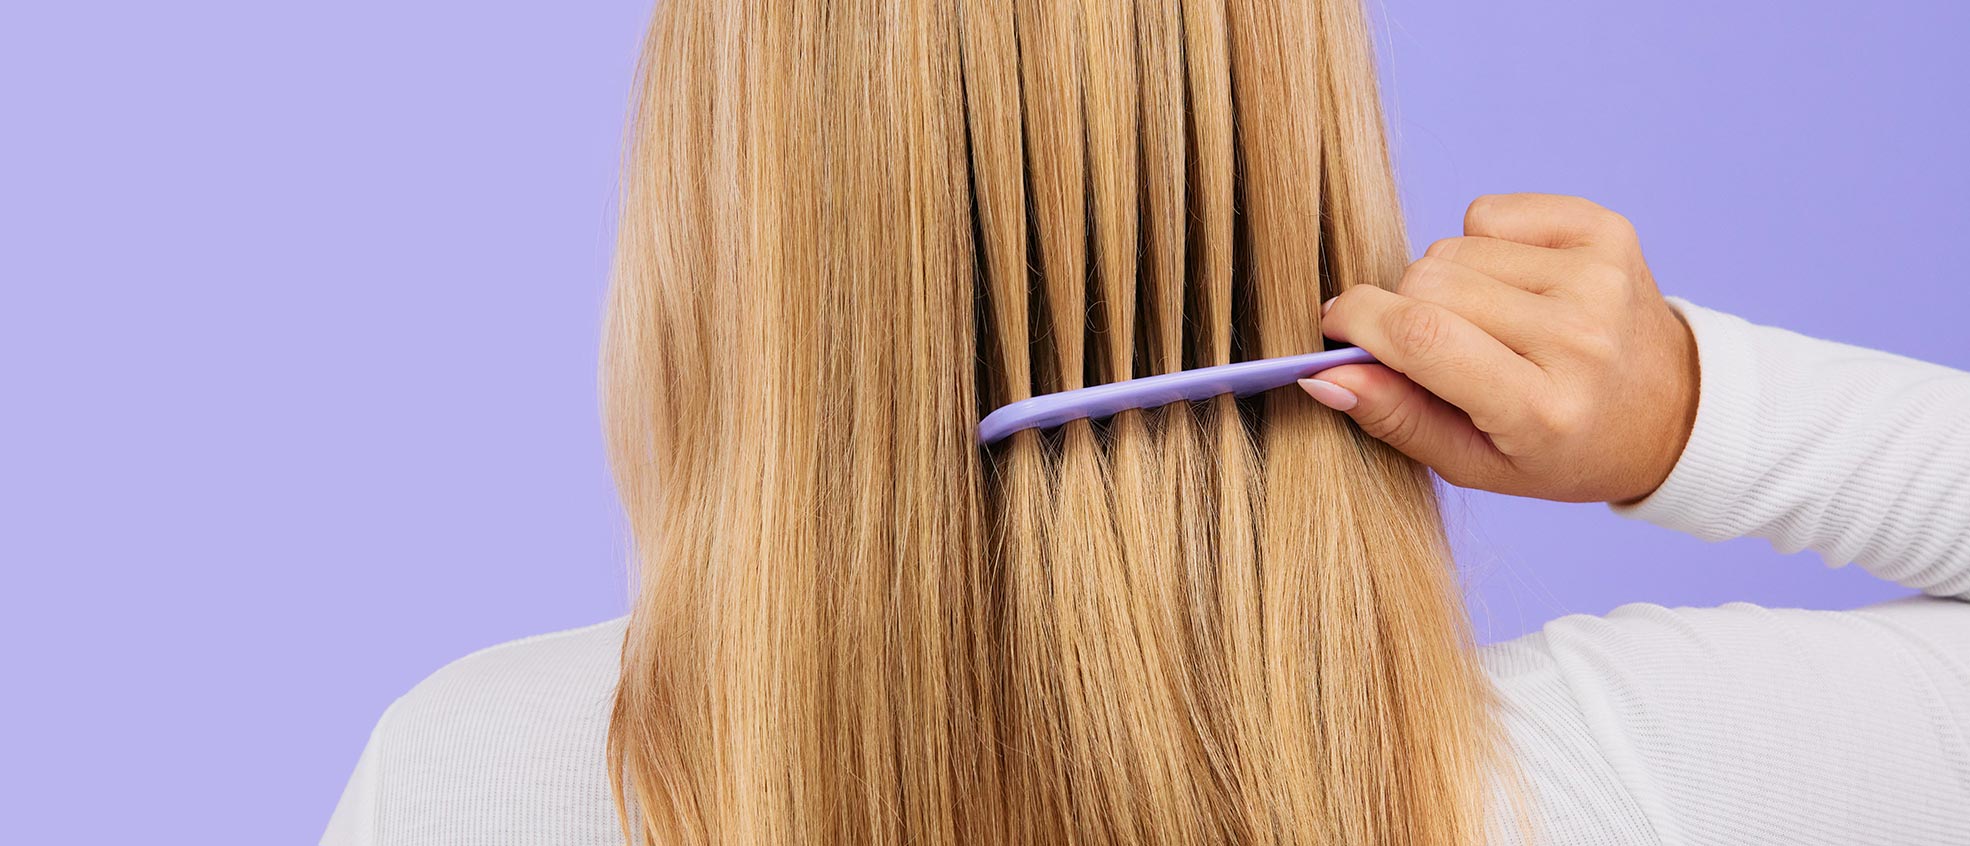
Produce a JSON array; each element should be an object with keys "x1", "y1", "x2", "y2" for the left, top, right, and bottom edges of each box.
[{"x1": 601, "y1": 1, "x2": 1501, "y2": 843}]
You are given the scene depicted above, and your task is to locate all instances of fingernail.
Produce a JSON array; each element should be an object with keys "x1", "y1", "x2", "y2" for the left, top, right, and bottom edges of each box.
[
  {"x1": 1321, "y1": 296, "x2": 1337, "y2": 315},
  {"x1": 1297, "y1": 378, "x2": 1357, "y2": 411}
]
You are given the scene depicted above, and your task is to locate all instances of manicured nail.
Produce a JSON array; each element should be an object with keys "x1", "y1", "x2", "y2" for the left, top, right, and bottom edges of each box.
[
  {"x1": 1297, "y1": 378, "x2": 1357, "y2": 411},
  {"x1": 1321, "y1": 296, "x2": 1337, "y2": 315}
]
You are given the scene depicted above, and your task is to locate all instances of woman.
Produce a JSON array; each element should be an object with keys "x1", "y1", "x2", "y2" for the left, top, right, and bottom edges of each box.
[{"x1": 325, "y1": 1, "x2": 1970, "y2": 843}]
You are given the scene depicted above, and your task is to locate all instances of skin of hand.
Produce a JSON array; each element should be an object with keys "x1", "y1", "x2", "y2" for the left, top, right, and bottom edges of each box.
[{"x1": 1301, "y1": 193, "x2": 1700, "y2": 504}]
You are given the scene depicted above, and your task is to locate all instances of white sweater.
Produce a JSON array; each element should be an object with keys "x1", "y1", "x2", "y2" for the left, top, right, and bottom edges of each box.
[{"x1": 323, "y1": 300, "x2": 1970, "y2": 845}]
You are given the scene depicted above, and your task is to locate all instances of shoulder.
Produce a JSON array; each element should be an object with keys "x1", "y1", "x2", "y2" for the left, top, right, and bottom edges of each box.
[
  {"x1": 1494, "y1": 597, "x2": 1970, "y2": 702},
  {"x1": 388, "y1": 616, "x2": 629, "y2": 728},
  {"x1": 1482, "y1": 598, "x2": 1970, "y2": 845},
  {"x1": 324, "y1": 618, "x2": 630, "y2": 846}
]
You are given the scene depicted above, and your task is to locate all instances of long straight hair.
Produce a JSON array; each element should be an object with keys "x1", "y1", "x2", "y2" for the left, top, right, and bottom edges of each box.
[{"x1": 601, "y1": 1, "x2": 1502, "y2": 843}]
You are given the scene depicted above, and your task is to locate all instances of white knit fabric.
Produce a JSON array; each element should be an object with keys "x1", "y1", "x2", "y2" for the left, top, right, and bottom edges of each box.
[{"x1": 324, "y1": 300, "x2": 1970, "y2": 845}]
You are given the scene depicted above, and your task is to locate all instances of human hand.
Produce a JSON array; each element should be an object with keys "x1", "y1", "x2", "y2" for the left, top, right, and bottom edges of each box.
[{"x1": 1301, "y1": 193, "x2": 1700, "y2": 504}]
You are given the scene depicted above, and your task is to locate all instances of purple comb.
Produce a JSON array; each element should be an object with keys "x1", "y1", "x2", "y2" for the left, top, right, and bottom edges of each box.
[{"x1": 977, "y1": 346, "x2": 1376, "y2": 444}]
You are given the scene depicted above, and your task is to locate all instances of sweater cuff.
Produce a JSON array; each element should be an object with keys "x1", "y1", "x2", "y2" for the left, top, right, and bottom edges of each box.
[{"x1": 1607, "y1": 298, "x2": 1767, "y2": 540}]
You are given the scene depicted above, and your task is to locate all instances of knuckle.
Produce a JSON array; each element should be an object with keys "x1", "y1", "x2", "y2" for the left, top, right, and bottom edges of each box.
[
  {"x1": 1533, "y1": 396, "x2": 1590, "y2": 436},
  {"x1": 1591, "y1": 208, "x2": 1636, "y2": 240},
  {"x1": 1572, "y1": 327, "x2": 1619, "y2": 364},
  {"x1": 1397, "y1": 256, "x2": 1452, "y2": 300},
  {"x1": 1386, "y1": 301, "x2": 1451, "y2": 359},
  {"x1": 1423, "y1": 237, "x2": 1464, "y2": 260},
  {"x1": 1580, "y1": 261, "x2": 1630, "y2": 291},
  {"x1": 1464, "y1": 195, "x2": 1506, "y2": 232}
]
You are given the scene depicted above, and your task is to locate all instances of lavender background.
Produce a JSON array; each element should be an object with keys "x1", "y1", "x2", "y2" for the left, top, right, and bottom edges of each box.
[{"x1": 3, "y1": 1, "x2": 1964, "y2": 842}]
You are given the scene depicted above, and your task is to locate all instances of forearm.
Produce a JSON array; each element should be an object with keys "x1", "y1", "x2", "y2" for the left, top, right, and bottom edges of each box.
[{"x1": 1613, "y1": 298, "x2": 1970, "y2": 598}]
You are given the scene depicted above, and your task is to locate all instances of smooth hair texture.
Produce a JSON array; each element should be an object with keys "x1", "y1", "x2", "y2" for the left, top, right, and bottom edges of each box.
[{"x1": 601, "y1": 1, "x2": 1504, "y2": 843}]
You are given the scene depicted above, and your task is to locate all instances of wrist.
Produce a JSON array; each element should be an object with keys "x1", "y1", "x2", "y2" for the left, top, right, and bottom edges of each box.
[
  {"x1": 1608, "y1": 298, "x2": 1765, "y2": 536},
  {"x1": 1620, "y1": 306, "x2": 1701, "y2": 503}
]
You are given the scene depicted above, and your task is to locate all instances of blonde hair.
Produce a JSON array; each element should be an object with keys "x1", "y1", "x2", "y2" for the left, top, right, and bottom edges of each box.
[{"x1": 601, "y1": 1, "x2": 1502, "y2": 843}]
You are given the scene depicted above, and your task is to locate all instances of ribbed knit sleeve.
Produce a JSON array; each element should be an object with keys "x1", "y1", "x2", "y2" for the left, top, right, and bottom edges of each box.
[
  {"x1": 1492, "y1": 598, "x2": 1970, "y2": 846},
  {"x1": 1611, "y1": 298, "x2": 1970, "y2": 598}
]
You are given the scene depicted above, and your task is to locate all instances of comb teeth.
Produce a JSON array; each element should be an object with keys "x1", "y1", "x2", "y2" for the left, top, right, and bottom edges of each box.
[{"x1": 976, "y1": 0, "x2": 1247, "y2": 416}]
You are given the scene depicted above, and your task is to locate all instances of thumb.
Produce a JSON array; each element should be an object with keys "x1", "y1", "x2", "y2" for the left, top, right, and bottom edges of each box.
[{"x1": 1297, "y1": 363, "x2": 1509, "y2": 487}]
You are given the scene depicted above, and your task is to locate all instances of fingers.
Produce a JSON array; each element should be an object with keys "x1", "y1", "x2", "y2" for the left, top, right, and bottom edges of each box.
[
  {"x1": 1461, "y1": 193, "x2": 1637, "y2": 255},
  {"x1": 1319, "y1": 284, "x2": 1547, "y2": 433},
  {"x1": 1309, "y1": 193, "x2": 1678, "y2": 503},
  {"x1": 1422, "y1": 236, "x2": 1578, "y2": 296},
  {"x1": 1298, "y1": 364, "x2": 1513, "y2": 487},
  {"x1": 1394, "y1": 255, "x2": 1553, "y2": 352}
]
